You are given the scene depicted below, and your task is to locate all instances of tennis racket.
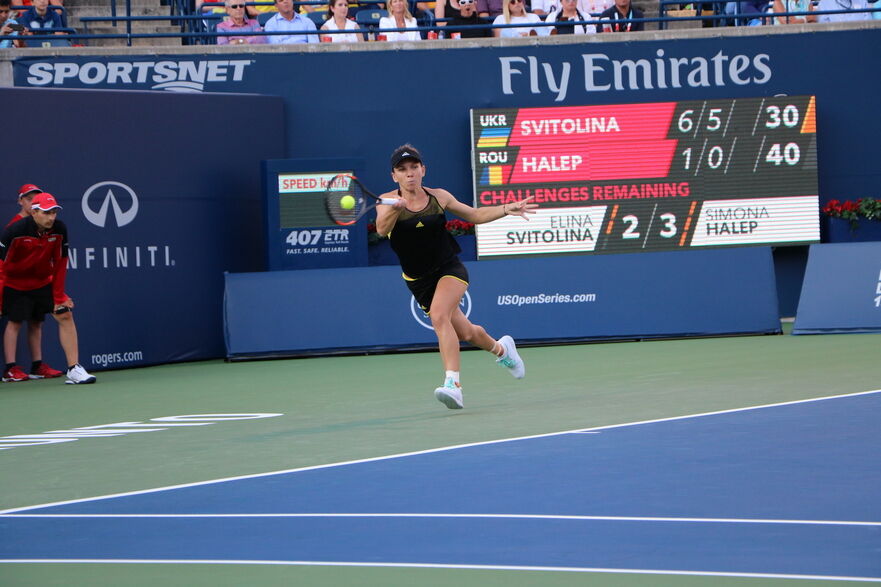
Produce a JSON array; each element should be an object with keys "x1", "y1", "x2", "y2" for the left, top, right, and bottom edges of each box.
[{"x1": 324, "y1": 174, "x2": 398, "y2": 226}]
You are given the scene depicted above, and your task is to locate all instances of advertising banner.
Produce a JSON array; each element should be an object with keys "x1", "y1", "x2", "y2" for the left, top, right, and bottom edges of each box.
[
  {"x1": 12, "y1": 29, "x2": 881, "y2": 226},
  {"x1": 793, "y1": 242, "x2": 881, "y2": 334},
  {"x1": 224, "y1": 247, "x2": 780, "y2": 358},
  {"x1": 263, "y1": 158, "x2": 367, "y2": 270},
  {"x1": 0, "y1": 87, "x2": 285, "y2": 370}
]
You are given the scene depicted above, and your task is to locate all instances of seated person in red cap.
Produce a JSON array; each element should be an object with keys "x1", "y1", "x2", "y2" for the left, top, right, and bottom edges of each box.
[{"x1": 0, "y1": 193, "x2": 96, "y2": 384}]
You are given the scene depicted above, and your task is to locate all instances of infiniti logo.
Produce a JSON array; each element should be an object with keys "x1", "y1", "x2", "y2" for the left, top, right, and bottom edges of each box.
[
  {"x1": 82, "y1": 181, "x2": 139, "y2": 228},
  {"x1": 410, "y1": 291, "x2": 472, "y2": 330}
]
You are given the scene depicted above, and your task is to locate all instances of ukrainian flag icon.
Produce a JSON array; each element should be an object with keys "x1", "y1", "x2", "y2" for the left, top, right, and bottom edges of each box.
[{"x1": 477, "y1": 128, "x2": 511, "y2": 148}]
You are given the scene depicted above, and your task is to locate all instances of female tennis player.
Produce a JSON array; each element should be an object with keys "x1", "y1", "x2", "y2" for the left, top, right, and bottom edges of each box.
[{"x1": 376, "y1": 144, "x2": 538, "y2": 409}]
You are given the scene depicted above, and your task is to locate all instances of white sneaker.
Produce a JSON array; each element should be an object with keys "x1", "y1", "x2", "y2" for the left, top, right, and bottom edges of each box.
[
  {"x1": 434, "y1": 378, "x2": 464, "y2": 409},
  {"x1": 65, "y1": 364, "x2": 97, "y2": 385},
  {"x1": 496, "y1": 335, "x2": 525, "y2": 379}
]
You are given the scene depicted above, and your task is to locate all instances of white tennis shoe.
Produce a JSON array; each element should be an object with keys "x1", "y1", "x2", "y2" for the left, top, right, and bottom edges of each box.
[
  {"x1": 496, "y1": 335, "x2": 525, "y2": 379},
  {"x1": 66, "y1": 364, "x2": 97, "y2": 385},
  {"x1": 434, "y1": 378, "x2": 464, "y2": 409}
]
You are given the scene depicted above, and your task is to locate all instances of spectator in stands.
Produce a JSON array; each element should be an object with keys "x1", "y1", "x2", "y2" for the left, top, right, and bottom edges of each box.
[
  {"x1": 546, "y1": 0, "x2": 595, "y2": 33},
  {"x1": 532, "y1": 0, "x2": 611, "y2": 16},
  {"x1": 0, "y1": 193, "x2": 96, "y2": 385},
  {"x1": 246, "y1": 0, "x2": 275, "y2": 18},
  {"x1": 217, "y1": 0, "x2": 268, "y2": 43},
  {"x1": 435, "y1": 0, "x2": 463, "y2": 30},
  {"x1": 320, "y1": 0, "x2": 360, "y2": 41},
  {"x1": 725, "y1": 0, "x2": 769, "y2": 24},
  {"x1": 816, "y1": 0, "x2": 872, "y2": 21},
  {"x1": 477, "y1": 0, "x2": 505, "y2": 18},
  {"x1": 264, "y1": 0, "x2": 319, "y2": 42},
  {"x1": 0, "y1": 184, "x2": 65, "y2": 382},
  {"x1": 195, "y1": 0, "x2": 226, "y2": 15},
  {"x1": 596, "y1": 0, "x2": 644, "y2": 31},
  {"x1": 492, "y1": 0, "x2": 547, "y2": 36},
  {"x1": 379, "y1": 0, "x2": 422, "y2": 40},
  {"x1": 773, "y1": 0, "x2": 815, "y2": 22},
  {"x1": 20, "y1": 0, "x2": 64, "y2": 34},
  {"x1": 0, "y1": 0, "x2": 25, "y2": 48},
  {"x1": 446, "y1": 0, "x2": 493, "y2": 36}
]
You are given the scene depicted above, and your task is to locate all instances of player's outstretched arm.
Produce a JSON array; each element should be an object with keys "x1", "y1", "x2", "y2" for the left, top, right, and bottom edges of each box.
[{"x1": 436, "y1": 189, "x2": 537, "y2": 224}]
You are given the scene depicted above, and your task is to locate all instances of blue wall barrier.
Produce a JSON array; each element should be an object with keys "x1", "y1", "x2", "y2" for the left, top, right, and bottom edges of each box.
[
  {"x1": 224, "y1": 247, "x2": 780, "y2": 358},
  {"x1": 0, "y1": 87, "x2": 285, "y2": 371},
  {"x1": 10, "y1": 28, "x2": 879, "y2": 366},
  {"x1": 793, "y1": 242, "x2": 881, "y2": 334}
]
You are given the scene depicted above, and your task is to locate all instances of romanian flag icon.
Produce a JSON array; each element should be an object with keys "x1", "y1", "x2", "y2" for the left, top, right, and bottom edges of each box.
[
  {"x1": 477, "y1": 128, "x2": 511, "y2": 148},
  {"x1": 480, "y1": 165, "x2": 511, "y2": 185}
]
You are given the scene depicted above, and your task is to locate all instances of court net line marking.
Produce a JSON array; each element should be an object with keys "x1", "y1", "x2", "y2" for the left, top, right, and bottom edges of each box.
[
  {"x1": 2, "y1": 388, "x2": 878, "y2": 515},
  {"x1": 0, "y1": 559, "x2": 878, "y2": 582},
  {"x1": 2, "y1": 512, "x2": 878, "y2": 526}
]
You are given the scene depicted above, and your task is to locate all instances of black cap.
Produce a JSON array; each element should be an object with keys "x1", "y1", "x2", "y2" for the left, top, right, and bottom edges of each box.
[{"x1": 390, "y1": 145, "x2": 423, "y2": 169}]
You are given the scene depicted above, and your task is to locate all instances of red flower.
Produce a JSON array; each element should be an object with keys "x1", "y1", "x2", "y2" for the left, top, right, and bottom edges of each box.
[{"x1": 821, "y1": 197, "x2": 881, "y2": 229}]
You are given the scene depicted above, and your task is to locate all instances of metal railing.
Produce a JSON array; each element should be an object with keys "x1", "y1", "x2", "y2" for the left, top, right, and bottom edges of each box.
[{"x1": 2, "y1": 3, "x2": 878, "y2": 47}]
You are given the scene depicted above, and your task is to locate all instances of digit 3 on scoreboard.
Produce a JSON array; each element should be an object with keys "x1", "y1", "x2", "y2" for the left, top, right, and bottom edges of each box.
[{"x1": 596, "y1": 200, "x2": 704, "y2": 253}]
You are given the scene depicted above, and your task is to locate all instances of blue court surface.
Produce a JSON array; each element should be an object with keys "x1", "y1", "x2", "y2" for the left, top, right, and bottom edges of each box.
[{"x1": 2, "y1": 391, "x2": 879, "y2": 581}]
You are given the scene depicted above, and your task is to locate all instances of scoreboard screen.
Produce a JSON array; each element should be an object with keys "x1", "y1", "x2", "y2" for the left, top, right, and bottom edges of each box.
[{"x1": 470, "y1": 96, "x2": 819, "y2": 258}]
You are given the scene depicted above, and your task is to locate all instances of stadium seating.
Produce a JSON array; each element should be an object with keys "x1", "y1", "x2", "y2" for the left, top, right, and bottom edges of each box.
[
  {"x1": 306, "y1": 10, "x2": 327, "y2": 27},
  {"x1": 355, "y1": 8, "x2": 386, "y2": 39},
  {"x1": 258, "y1": 10, "x2": 278, "y2": 25}
]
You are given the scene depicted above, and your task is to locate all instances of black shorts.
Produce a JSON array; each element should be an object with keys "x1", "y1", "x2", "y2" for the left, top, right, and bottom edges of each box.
[
  {"x1": 405, "y1": 257, "x2": 469, "y2": 314},
  {"x1": 2, "y1": 284, "x2": 53, "y2": 323}
]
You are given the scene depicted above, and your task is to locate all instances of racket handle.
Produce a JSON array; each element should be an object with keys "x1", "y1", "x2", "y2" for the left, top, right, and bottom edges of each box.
[{"x1": 379, "y1": 197, "x2": 399, "y2": 205}]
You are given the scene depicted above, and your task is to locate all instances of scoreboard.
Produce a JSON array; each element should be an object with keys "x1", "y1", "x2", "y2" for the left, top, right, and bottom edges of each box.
[{"x1": 470, "y1": 96, "x2": 820, "y2": 258}]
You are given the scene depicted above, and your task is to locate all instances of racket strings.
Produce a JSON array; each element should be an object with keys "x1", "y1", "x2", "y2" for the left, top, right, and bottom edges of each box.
[{"x1": 325, "y1": 175, "x2": 365, "y2": 225}]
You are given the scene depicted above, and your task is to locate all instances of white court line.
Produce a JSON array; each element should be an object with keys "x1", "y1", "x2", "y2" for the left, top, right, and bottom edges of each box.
[
  {"x1": 0, "y1": 559, "x2": 878, "y2": 582},
  {"x1": 2, "y1": 512, "x2": 879, "y2": 527},
  {"x1": 2, "y1": 388, "x2": 879, "y2": 515}
]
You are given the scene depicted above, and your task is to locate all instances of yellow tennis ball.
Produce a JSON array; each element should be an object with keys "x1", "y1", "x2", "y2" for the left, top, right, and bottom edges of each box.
[{"x1": 340, "y1": 195, "x2": 356, "y2": 210}]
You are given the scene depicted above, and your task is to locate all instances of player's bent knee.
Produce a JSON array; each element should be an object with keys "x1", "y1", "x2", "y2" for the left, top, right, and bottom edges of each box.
[{"x1": 430, "y1": 312, "x2": 453, "y2": 329}]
